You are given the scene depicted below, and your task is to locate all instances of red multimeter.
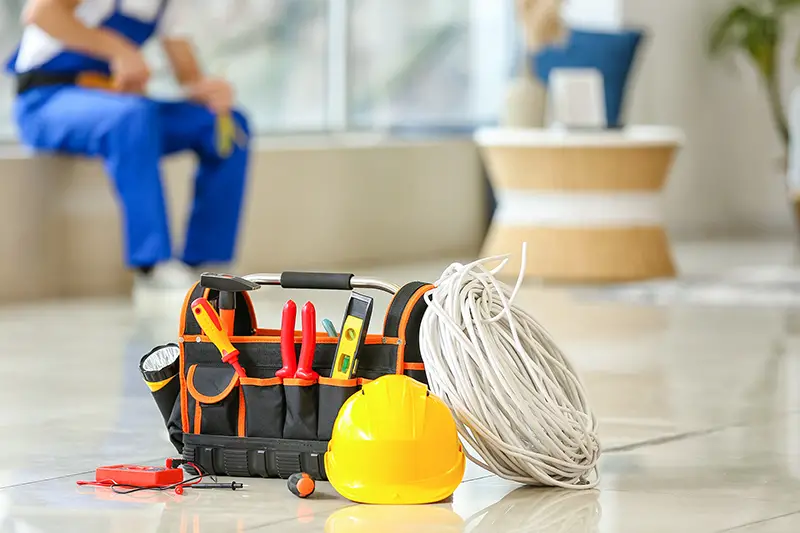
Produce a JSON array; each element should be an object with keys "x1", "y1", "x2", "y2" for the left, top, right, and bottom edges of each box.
[{"x1": 95, "y1": 463, "x2": 183, "y2": 487}]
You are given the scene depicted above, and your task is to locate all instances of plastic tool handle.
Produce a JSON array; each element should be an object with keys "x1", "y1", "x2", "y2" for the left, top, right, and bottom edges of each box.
[
  {"x1": 276, "y1": 300, "x2": 298, "y2": 379},
  {"x1": 322, "y1": 319, "x2": 338, "y2": 337},
  {"x1": 287, "y1": 473, "x2": 315, "y2": 498},
  {"x1": 280, "y1": 272, "x2": 354, "y2": 291},
  {"x1": 244, "y1": 273, "x2": 400, "y2": 294},
  {"x1": 220, "y1": 308, "x2": 235, "y2": 337},
  {"x1": 294, "y1": 302, "x2": 319, "y2": 381},
  {"x1": 191, "y1": 298, "x2": 246, "y2": 377}
]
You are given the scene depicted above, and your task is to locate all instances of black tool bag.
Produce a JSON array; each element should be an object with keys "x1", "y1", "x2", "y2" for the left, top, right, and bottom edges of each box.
[{"x1": 141, "y1": 272, "x2": 432, "y2": 480}]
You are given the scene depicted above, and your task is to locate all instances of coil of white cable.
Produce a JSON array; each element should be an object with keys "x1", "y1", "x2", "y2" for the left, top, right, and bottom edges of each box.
[{"x1": 419, "y1": 244, "x2": 600, "y2": 489}]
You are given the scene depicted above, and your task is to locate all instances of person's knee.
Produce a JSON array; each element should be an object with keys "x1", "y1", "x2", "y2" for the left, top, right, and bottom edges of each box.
[{"x1": 107, "y1": 98, "x2": 159, "y2": 146}]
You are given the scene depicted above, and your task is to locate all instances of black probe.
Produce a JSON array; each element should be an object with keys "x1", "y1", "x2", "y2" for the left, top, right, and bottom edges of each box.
[{"x1": 189, "y1": 481, "x2": 244, "y2": 490}]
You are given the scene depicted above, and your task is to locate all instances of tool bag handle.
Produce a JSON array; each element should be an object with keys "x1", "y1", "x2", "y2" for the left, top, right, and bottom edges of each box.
[{"x1": 243, "y1": 272, "x2": 399, "y2": 295}]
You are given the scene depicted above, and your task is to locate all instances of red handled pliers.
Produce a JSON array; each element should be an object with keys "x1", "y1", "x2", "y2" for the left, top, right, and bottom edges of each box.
[{"x1": 276, "y1": 300, "x2": 319, "y2": 381}]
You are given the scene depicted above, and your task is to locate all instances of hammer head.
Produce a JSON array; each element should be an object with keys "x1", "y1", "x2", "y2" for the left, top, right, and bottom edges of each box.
[{"x1": 200, "y1": 273, "x2": 261, "y2": 293}]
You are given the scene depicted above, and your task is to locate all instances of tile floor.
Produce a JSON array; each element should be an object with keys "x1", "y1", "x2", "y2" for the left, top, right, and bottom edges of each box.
[{"x1": 2, "y1": 240, "x2": 800, "y2": 532}]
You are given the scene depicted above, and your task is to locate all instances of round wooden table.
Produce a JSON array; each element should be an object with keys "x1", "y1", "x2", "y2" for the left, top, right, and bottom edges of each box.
[{"x1": 475, "y1": 126, "x2": 684, "y2": 282}]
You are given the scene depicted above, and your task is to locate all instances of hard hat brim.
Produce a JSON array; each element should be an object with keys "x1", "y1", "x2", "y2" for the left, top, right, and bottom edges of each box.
[{"x1": 325, "y1": 452, "x2": 466, "y2": 505}]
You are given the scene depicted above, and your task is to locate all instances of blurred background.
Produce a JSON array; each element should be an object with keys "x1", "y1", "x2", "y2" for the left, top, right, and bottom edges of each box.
[
  {"x1": 0, "y1": 0, "x2": 799, "y2": 300},
  {"x1": 0, "y1": 0, "x2": 514, "y2": 135}
]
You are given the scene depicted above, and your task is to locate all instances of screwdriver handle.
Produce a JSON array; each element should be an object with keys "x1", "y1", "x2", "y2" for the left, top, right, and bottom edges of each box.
[{"x1": 191, "y1": 298, "x2": 245, "y2": 377}]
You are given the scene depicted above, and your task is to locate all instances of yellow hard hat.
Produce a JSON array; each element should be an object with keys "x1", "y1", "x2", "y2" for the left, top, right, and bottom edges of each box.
[{"x1": 324, "y1": 375, "x2": 466, "y2": 505}]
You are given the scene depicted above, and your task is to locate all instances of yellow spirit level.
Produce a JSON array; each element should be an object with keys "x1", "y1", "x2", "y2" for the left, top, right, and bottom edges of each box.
[{"x1": 330, "y1": 292, "x2": 373, "y2": 379}]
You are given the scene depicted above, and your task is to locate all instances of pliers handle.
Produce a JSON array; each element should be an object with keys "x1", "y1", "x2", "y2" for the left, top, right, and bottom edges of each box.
[
  {"x1": 276, "y1": 300, "x2": 297, "y2": 379},
  {"x1": 276, "y1": 300, "x2": 319, "y2": 381}
]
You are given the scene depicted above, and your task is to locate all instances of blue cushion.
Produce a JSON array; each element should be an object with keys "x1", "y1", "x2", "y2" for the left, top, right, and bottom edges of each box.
[{"x1": 533, "y1": 28, "x2": 644, "y2": 128}]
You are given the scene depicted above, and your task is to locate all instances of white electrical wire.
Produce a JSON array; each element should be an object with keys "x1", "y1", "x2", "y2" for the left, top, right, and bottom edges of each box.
[{"x1": 419, "y1": 243, "x2": 601, "y2": 489}]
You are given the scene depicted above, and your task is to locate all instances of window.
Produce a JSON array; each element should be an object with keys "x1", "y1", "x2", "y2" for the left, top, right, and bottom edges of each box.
[
  {"x1": 347, "y1": 0, "x2": 514, "y2": 132},
  {"x1": 0, "y1": 0, "x2": 25, "y2": 140},
  {"x1": 0, "y1": 0, "x2": 515, "y2": 141}
]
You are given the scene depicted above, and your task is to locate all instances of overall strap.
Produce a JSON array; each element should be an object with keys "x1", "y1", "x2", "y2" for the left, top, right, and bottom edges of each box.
[{"x1": 155, "y1": 0, "x2": 170, "y2": 23}]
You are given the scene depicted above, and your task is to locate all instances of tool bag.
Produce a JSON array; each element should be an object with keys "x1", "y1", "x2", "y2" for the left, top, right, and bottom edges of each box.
[{"x1": 141, "y1": 272, "x2": 433, "y2": 481}]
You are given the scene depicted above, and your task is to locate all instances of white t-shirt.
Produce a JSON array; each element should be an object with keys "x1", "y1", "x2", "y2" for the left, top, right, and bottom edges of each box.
[{"x1": 13, "y1": 0, "x2": 191, "y2": 72}]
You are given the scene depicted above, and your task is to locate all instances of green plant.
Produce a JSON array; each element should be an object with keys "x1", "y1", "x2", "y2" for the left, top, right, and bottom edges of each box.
[{"x1": 709, "y1": 0, "x2": 800, "y2": 148}]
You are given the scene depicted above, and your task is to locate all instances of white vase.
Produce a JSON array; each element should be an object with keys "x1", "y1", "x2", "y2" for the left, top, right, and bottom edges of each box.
[{"x1": 500, "y1": 65, "x2": 547, "y2": 129}]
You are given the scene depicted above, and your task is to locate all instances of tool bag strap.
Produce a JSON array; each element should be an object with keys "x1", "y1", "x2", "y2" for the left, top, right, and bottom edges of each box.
[
  {"x1": 180, "y1": 282, "x2": 257, "y2": 337},
  {"x1": 382, "y1": 281, "x2": 434, "y2": 383}
]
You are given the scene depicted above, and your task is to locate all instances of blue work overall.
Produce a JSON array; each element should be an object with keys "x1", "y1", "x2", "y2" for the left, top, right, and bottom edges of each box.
[{"x1": 6, "y1": 0, "x2": 250, "y2": 268}]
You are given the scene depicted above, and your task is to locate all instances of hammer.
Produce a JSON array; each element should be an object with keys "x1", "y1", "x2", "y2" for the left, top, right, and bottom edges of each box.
[{"x1": 199, "y1": 273, "x2": 260, "y2": 336}]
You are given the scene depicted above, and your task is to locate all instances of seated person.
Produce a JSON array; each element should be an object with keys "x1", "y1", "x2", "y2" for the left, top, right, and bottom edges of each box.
[{"x1": 6, "y1": 0, "x2": 250, "y2": 297}]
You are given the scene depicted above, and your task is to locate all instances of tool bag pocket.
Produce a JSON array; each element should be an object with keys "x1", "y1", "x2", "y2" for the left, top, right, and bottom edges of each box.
[
  {"x1": 283, "y1": 379, "x2": 319, "y2": 440},
  {"x1": 240, "y1": 377, "x2": 285, "y2": 438},
  {"x1": 317, "y1": 377, "x2": 360, "y2": 440},
  {"x1": 139, "y1": 344, "x2": 184, "y2": 451},
  {"x1": 186, "y1": 364, "x2": 241, "y2": 436}
]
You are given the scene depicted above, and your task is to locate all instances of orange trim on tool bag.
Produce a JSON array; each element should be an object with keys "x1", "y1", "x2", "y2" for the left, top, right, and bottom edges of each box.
[
  {"x1": 180, "y1": 341, "x2": 189, "y2": 433},
  {"x1": 283, "y1": 378, "x2": 316, "y2": 387},
  {"x1": 404, "y1": 362, "x2": 425, "y2": 371},
  {"x1": 193, "y1": 403, "x2": 202, "y2": 434},
  {"x1": 318, "y1": 377, "x2": 358, "y2": 387},
  {"x1": 179, "y1": 281, "x2": 201, "y2": 337},
  {"x1": 186, "y1": 365, "x2": 240, "y2": 404},
  {"x1": 357, "y1": 378, "x2": 372, "y2": 386},
  {"x1": 256, "y1": 328, "x2": 357, "y2": 340},
  {"x1": 240, "y1": 377, "x2": 282, "y2": 387},
  {"x1": 238, "y1": 388, "x2": 246, "y2": 437},
  {"x1": 395, "y1": 284, "x2": 435, "y2": 374}
]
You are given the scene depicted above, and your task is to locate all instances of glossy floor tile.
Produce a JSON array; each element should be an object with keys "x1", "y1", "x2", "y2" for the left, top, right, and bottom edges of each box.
[{"x1": 3, "y1": 240, "x2": 800, "y2": 532}]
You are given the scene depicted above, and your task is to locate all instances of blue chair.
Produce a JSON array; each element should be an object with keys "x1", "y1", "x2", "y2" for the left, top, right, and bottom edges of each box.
[{"x1": 533, "y1": 28, "x2": 644, "y2": 128}]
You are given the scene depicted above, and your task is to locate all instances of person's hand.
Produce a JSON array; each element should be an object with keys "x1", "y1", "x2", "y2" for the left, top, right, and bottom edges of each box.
[
  {"x1": 109, "y1": 44, "x2": 151, "y2": 93},
  {"x1": 187, "y1": 78, "x2": 235, "y2": 114}
]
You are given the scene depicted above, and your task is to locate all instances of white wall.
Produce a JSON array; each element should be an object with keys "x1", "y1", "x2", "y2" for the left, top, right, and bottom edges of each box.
[
  {"x1": 562, "y1": 0, "x2": 800, "y2": 236},
  {"x1": 563, "y1": 0, "x2": 623, "y2": 29},
  {"x1": 621, "y1": 0, "x2": 800, "y2": 236}
]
